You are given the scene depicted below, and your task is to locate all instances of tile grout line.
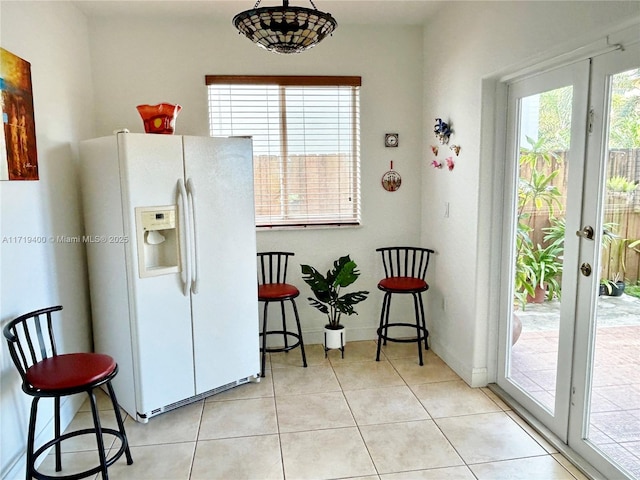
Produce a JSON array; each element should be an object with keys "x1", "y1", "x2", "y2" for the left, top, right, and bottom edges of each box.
[
  {"x1": 386, "y1": 345, "x2": 573, "y2": 478},
  {"x1": 338, "y1": 359, "x2": 382, "y2": 479},
  {"x1": 377, "y1": 344, "x2": 477, "y2": 478},
  {"x1": 187, "y1": 399, "x2": 205, "y2": 480},
  {"x1": 271, "y1": 364, "x2": 289, "y2": 480}
]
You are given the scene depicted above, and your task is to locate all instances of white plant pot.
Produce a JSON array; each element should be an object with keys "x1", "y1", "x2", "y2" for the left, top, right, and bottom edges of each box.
[{"x1": 324, "y1": 325, "x2": 345, "y2": 350}]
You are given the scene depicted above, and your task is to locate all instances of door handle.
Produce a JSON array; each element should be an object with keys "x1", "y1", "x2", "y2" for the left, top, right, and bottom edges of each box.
[
  {"x1": 177, "y1": 179, "x2": 191, "y2": 297},
  {"x1": 186, "y1": 178, "x2": 199, "y2": 295},
  {"x1": 576, "y1": 226, "x2": 594, "y2": 240},
  {"x1": 580, "y1": 263, "x2": 592, "y2": 277}
]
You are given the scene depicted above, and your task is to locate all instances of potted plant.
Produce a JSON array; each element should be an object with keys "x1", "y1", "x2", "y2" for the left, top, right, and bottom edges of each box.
[
  {"x1": 517, "y1": 241, "x2": 563, "y2": 305},
  {"x1": 513, "y1": 138, "x2": 563, "y2": 309},
  {"x1": 601, "y1": 274, "x2": 625, "y2": 297},
  {"x1": 300, "y1": 255, "x2": 369, "y2": 352},
  {"x1": 600, "y1": 223, "x2": 640, "y2": 297},
  {"x1": 601, "y1": 235, "x2": 639, "y2": 296},
  {"x1": 599, "y1": 175, "x2": 637, "y2": 296}
]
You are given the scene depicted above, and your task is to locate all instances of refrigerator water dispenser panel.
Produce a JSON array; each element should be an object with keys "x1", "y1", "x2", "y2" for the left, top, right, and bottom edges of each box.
[{"x1": 135, "y1": 206, "x2": 180, "y2": 278}]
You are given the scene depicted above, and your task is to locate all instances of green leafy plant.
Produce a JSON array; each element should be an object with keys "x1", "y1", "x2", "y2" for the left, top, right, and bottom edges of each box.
[
  {"x1": 545, "y1": 218, "x2": 627, "y2": 295},
  {"x1": 514, "y1": 137, "x2": 565, "y2": 308},
  {"x1": 542, "y1": 217, "x2": 566, "y2": 248},
  {"x1": 300, "y1": 255, "x2": 369, "y2": 329},
  {"x1": 519, "y1": 242, "x2": 563, "y2": 304},
  {"x1": 600, "y1": 277, "x2": 622, "y2": 296},
  {"x1": 602, "y1": 230, "x2": 638, "y2": 288},
  {"x1": 625, "y1": 282, "x2": 640, "y2": 299},
  {"x1": 519, "y1": 135, "x2": 559, "y2": 167},
  {"x1": 606, "y1": 175, "x2": 638, "y2": 193}
]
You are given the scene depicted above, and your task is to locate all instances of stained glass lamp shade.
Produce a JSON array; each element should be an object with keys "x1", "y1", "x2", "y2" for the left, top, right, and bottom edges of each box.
[{"x1": 233, "y1": 0, "x2": 337, "y2": 54}]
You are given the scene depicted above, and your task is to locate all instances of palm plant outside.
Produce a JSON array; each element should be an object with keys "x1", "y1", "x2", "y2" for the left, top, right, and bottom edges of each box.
[{"x1": 514, "y1": 136, "x2": 564, "y2": 308}]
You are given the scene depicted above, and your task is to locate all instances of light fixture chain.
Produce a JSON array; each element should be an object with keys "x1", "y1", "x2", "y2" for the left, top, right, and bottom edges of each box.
[{"x1": 253, "y1": 0, "x2": 261, "y2": 8}]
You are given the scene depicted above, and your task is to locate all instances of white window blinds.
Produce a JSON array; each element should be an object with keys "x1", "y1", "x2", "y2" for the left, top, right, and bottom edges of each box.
[{"x1": 207, "y1": 75, "x2": 361, "y2": 227}]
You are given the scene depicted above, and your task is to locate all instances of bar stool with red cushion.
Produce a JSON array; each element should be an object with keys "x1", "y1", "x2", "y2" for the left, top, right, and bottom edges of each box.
[
  {"x1": 375, "y1": 247, "x2": 435, "y2": 366},
  {"x1": 3, "y1": 305, "x2": 133, "y2": 480},
  {"x1": 257, "y1": 252, "x2": 307, "y2": 377}
]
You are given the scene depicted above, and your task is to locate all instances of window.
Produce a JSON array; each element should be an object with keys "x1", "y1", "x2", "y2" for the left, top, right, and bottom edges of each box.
[{"x1": 207, "y1": 75, "x2": 361, "y2": 228}]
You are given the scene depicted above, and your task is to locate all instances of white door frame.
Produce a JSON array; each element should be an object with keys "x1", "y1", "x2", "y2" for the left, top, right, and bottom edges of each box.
[{"x1": 497, "y1": 59, "x2": 590, "y2": 442}]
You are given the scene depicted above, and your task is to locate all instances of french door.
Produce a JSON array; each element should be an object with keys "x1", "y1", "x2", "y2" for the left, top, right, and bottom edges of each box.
[{"x1": 499, "y1": 41, "x2": 639, "y2": 479}]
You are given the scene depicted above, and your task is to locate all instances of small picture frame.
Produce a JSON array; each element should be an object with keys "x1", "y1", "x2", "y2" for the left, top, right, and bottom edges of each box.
[{"x1": 384, "y1": 133, "x2": 399, "y2": 148}]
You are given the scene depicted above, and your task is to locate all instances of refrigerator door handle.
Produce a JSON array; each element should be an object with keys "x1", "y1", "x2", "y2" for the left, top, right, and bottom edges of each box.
[
  {"x1": 186, "y1": 178, "x2": 199, "y2": 294},
  {"x1": 177, "y1": 179, "x2": 191, "y2": 297}
]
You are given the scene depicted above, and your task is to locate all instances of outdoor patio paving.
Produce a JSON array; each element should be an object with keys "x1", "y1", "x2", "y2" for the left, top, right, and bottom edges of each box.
[{"x1": 511, "y1": 293, "x2": 640, "y2": 478}]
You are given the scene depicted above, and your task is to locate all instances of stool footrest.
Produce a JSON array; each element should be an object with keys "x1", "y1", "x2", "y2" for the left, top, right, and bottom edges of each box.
[
  {"x1": 32, "y1": 428, "x2": 131, "y2": 480},
  {"x1": 377, "y1": 322, "x2": 429, "y2": 344},
  {"x1": 259, "y1": 330, "x2": 303, "y2": 353}
]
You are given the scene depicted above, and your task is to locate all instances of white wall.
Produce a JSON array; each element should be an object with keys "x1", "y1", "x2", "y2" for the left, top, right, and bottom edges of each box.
[
  {"x1": 421, "y1": 1, "x2": 640, "y2": 386},
  {"x1": 86, "y1": 17, "x2": 425, "y2": 343},
  {"x1": 0, "y1": 2, "x2": 95, "y2": 478}
]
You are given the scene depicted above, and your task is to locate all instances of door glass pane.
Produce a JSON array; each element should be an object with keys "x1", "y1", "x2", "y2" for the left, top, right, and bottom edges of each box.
[
  {"x1": 586, "y1": 67, "x2": 640, "y2": 478},
  {"x1": 508, "y1": 86, "x2": 573, "y2": 414}
]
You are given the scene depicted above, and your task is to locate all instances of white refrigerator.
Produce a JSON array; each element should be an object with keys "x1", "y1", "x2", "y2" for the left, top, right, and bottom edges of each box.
[{"x1": 79, "y1": 132, "x2": 259, "y2": 422}]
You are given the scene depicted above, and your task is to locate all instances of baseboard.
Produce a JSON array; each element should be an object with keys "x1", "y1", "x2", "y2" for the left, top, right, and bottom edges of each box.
[
  {"x1": 429, "y1": 338, "x2": 487, "y2": 387},
  {"x1": 3, "y1": 394, "x2": 85, "y2": 480}
]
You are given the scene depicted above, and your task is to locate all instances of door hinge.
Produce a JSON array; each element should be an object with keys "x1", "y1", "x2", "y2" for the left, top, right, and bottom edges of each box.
[{"x1": 588, "y1": 108, "x2": 595, "y2": 134}]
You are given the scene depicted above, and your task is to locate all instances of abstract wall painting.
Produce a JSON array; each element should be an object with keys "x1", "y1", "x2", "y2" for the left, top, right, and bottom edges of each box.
[{"x1": 1, "y1": 48, "x2": 38, "y2": 181}]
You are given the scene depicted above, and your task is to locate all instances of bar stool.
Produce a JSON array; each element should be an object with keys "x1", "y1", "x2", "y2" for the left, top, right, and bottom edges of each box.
[
  {"x1": 257, "y1": 252, "x2": 307, "y2": 377},
  {"x1": 375, "y1": 247, "x2": 435, "y2": 366},
  {"x1": 3, "y1": 305, "x2": 133, "y2": 480}
]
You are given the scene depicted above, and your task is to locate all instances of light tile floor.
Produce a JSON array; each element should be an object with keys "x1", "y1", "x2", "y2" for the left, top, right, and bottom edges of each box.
[{"x1": 40, "y1": 341, "x2": 590, "y2": 480}]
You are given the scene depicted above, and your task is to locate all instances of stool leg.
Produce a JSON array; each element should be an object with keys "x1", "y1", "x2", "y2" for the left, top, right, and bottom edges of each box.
[
  {"x1": 412, "y1": 293, "x2": 424, "y2": 366},
  {"x1": 106, "y1": 381, "x2": 133, "y2": 465},
  {"x1": 383, "y1": 293, "x2": 393, "y2": 346},
  {"x1": 26, "y1": 397, "x2": 39, "y2": 480},
  {"x1": 261, "y1": 301, "x2": 269, "y2": 377},
  {"x1": 376, "y1": 292, "x2": 389, "y2": 361},
  {"x1": 290, "y1": 298, "x2": 307, "y2": 368},
  {"x1": 87, "y1": 390, "x2": 109, "y2": 479},
  {"x1": 280, "y1": 300, "x2": 289, "y2": 350},
  {"x1": 54, "y1": 396, "x2": 62, "y2": 471},
  {"x1": 418, "y1": 293, "x2": 429, "y2": 350}
]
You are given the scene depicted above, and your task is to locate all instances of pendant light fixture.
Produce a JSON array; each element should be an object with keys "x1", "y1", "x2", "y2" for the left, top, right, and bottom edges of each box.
[{"x1": 233, "y1": 0, "x2": 337, "y2": 54}]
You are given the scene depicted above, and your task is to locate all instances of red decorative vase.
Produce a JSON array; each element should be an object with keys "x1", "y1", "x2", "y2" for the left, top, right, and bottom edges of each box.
[{"x1": 136, "y1": 103, "x2": 182, "y2": 134}]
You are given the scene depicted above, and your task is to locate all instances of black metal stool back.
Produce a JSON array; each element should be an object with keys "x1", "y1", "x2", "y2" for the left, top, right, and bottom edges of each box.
[
  {"x1": 258, "y1": 251, "x2": 292, "y2": 286},
  {"x1": 375, "y1": 247, "x2": 435, "y2": 365},
  {"x1": 378, "y1": 246, "x2": 433, "y2": 281},
  {"x1": 5, "y1": 306, "x2": 61, "y2": 380},
  {"x1": 3, "y1": 305, "x2": 133, "y2": 480},
  {"x1": 257, "y1": 252, "x2": 307, "y2": 377}
]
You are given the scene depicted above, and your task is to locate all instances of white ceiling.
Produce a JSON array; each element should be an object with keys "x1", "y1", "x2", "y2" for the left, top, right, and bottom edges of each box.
[{"x1": 72, "y1": 0, "x2": 445, "y2": 25}]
